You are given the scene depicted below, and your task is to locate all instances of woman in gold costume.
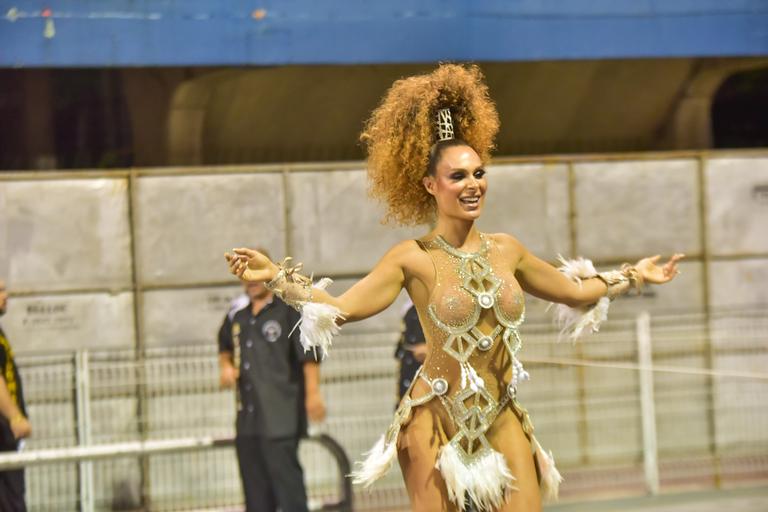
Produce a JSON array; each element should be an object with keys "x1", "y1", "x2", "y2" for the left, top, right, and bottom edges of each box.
[{"x1": 226, "y1": 64, "x2": 683, "y2": 512}]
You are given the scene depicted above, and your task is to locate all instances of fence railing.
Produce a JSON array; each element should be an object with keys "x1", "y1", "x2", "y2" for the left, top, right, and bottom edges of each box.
[{"x1": 2, "y1": 306, "x2": 767, "y2": 510}]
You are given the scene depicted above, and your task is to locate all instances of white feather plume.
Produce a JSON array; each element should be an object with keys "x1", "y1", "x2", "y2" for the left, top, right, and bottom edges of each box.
[
  {"x1": 533, "y1": 436, "x2": 563, "y2": 503},
  {"x1": 298, "y1": 302, "x2": 344, "y2": 359},
  {"x1": 435, "y1": 444, "x2": 516, "y2": 512},
  {"x1": 553, "y1": 296, "x2": 611, "y2": 342},
  {"x1": 351, "y1": 435, "x2": 397, "y2": 487},
  {"x1": 557, "y1": 255, "x2": 598, "y2": 283},
  {"x1": 552, "y1": 256, "x2": 612, "y2": 342}
]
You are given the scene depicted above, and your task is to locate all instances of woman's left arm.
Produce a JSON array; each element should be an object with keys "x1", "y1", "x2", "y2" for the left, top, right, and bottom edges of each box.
[{"x1": 510, "y1": 237, "x2": 684, "y2": 306}]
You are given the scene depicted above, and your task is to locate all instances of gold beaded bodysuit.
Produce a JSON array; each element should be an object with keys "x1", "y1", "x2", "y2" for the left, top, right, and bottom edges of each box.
[{"x1": 353, "y1": 233, "x2": 562, "y2": 511}]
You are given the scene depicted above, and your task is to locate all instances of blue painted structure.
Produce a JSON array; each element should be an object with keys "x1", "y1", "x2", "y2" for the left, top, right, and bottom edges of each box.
[{"x1": 2, "y1": 1, "x2": 768, "y2": 67}]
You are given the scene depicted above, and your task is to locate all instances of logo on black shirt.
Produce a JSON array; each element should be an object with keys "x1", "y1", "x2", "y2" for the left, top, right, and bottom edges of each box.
[{"x1": 262, "y1": 320, "x2": 282, "y2": 343}]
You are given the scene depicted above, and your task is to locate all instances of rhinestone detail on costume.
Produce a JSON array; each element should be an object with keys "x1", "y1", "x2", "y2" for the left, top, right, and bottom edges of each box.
[
  {"x1": 432, "y1": 378, "x2": 449, "y2": 396},
  {"x1": 422, "y1": 234, "x2": 529, "y2": 462}
]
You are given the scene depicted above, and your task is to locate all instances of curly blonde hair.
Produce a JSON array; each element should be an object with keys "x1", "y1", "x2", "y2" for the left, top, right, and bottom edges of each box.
[{"x1": 361, "y1": 64, "x2": 500, "y2": 226}]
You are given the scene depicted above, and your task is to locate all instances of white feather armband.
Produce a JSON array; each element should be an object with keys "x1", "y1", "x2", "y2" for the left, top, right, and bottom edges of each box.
[
  {"x1": 290, "y1": 277, "x2": 345, "y2": 359},
  {"x1": 297, "y1": 302, "x2": 345, "y2": 358},
  {"x1": 267, "y1": 259, "x2": 345, "y2": 358},
  {"x1": 552, "y1": 256, "x2": 611, "y2": 342}
]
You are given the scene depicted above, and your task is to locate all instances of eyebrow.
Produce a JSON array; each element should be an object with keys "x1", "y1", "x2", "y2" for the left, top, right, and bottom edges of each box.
[{"x1": 449, "y1": 166, "x2": 484, "y2": 172}]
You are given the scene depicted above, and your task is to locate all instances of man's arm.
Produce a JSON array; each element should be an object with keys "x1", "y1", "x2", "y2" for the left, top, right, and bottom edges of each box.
[
  {"x1": 217, "y1": 313, "x2": 238, "y2": 389},
  {"x1": 303, "y1": 361, "x2": 326, "y2": 423},
  {"x1": 0, "y1": 377, "x2": 30, "y2": 439},
  {"x1": 219, "y1": 352, "x2": 238, "y2": 389}
]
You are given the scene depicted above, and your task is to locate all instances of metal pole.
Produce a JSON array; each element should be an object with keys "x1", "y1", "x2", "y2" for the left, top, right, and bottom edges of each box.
[
  {"x1": 567, "y1": 160, "x2": 591, "y2": 465},
  {"x1": 75, "y1": 350, "x2": 95, "y2": 512},
  {"x1": 636, "y1": 312, "x2": 660, "y2": 495},
  {"x1": 697, "y1": 154, "x2": 721, "y2": 486},
  {"x1": 127, "y1": 169, "x2": 152, "y2": 507}
]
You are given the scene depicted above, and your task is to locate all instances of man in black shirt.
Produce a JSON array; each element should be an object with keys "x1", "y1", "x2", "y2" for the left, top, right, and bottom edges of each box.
[
  {"x1": 0, "y1": 279, "x2": 31, "y2": 512},
  {"x1": 218, "y1": 271, "x2": 325, "y2": 512},
  {"x1": 394, "y1": 300, "x2": 427, "y2": 401}
]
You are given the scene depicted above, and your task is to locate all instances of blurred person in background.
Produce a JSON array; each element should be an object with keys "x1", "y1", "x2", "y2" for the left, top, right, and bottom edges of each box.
[
  {"x1": 226, "y1": 64, "x2": 683, "y2": 512},
  {"x1": 0, "y1": 280, "x2": 31, "y2": 512},
  {"x1": 394, "y1": 299, "x2": 427, "y2": 401},
  {"x1": 217, "y1": 251, "x2": 325, "y2": 512}
]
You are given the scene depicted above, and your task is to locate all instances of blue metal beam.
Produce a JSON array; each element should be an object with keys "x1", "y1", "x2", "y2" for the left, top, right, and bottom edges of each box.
[{"x1": 2, "y1": 1, "x2": 768, "y2": 67}]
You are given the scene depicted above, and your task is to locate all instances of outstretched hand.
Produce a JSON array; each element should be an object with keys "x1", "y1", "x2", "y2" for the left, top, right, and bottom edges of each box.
[
  {"x1": 635, "y1": 253, "x2": 685, "y2": 284},
  {"x1": 224, "y1": 248, "x2": 278, "y2": 282}
]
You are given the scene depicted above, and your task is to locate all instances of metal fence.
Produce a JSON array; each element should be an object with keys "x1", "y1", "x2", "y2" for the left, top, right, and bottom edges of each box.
[{"x1": 2, "y1": 307, "x2": 767, "y2": 511}]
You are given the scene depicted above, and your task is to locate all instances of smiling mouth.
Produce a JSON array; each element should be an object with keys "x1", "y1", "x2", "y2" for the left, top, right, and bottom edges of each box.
[{"x1": 459, "y1": 196, "x2": 481, "y2": 206}]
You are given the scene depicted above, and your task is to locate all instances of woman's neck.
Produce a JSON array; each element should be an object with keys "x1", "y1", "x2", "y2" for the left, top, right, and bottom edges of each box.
[{"x1": 431, "y1": 217, "x2": 480, "y2": 251}]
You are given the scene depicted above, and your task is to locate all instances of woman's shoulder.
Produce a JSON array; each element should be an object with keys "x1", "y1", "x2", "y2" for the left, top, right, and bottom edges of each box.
[
  {"x1": 380, "y1": 239, "x2": 432, "y2": 272},
  {"x1": 486, "y1": 232, "x2": 523, "y2": 248},
  {"x1": 485, "y1": 232, "x2": 528, "y2": 259},
  {"x1": 386, "y1": 238, "x2": 427, "y2": 259}
]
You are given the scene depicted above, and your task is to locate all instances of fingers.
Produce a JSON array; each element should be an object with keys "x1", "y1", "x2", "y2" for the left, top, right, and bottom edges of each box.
[
  {"x1": 661, "y1": 253, "x2": 685, "y2": 280},
  {"x1": 648, "y1": 254, "x2": 661, "y2": 264},
  {"x1": 233, "y1": 247, "x2": 258, "y2": 258},
  {"x1": 225, "y1": 251, "x2": 250, "y2": 278},
  {"x1": 226, "y1": 253, "x2": 240, "y2": 274}
]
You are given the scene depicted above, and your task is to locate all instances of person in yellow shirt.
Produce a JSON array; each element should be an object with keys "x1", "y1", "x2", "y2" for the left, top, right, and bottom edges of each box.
[{"x1": 0, "y1": 279, "x2": 31, "y2": 512}]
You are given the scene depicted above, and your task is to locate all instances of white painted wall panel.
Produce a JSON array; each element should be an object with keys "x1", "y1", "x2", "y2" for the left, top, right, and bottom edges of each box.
[
  {"x1": 135, "y1": 174, "x2": 285, "y2": 285},
  {"x1": 574, "y1": 160, "x2": 700, "y2": 261},
  {"x1": 0, "y1": 179, "x2": 132, "y2": 291},
  {"x1": 706, "y1": 157, "x2": 768, "y2": 256},
  {"x1": 478, "y1": 163, "x2": 571, "y2": 260},
  {"x1": 142, "y1": 285, "x2": 242, "y2": 346},
  {"x1": 4, "y1": 292, "x2": 135, "y2": 352},
  {"x1": 288, "y1": 170, "x2": 423, "y2": 275},
  {"x1": 709, "y1": 259, "x2": 768, "y2": 309}
]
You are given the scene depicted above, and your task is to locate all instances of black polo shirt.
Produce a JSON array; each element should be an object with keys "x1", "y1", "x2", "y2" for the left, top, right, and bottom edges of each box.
[
  {"x1": 0, "y1": 326, "x2": 26, "y2": 452},
  {"x1": 218, "y1": 297, "x2": 317, "y2": 439},
  {"x1": 394, "y1": 305, "x2": 426, "y2": 400}
]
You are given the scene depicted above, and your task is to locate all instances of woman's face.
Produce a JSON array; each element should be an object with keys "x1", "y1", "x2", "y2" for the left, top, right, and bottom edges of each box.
[{"x1": 423, "y1": 145, "x2": 487, "y2": 222}]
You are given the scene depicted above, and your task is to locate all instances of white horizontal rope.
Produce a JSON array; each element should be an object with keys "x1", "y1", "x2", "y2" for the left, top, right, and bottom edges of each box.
[{"x1": 523, "y1": 355, "x2": 768, "y2": 381}]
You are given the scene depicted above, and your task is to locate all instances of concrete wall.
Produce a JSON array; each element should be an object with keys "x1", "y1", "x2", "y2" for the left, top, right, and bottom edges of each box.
[
  {"x1": 2, "y1": 150, "x2": 767, "y2": 351},
  {"x1": 3, "y1": 150, "x2": 767, "y2": 505}
]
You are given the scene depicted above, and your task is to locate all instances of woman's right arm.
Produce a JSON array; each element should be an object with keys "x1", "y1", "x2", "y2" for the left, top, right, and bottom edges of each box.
[{"x1": 226, "y1": 241, "x2": 413, "y2": 324}]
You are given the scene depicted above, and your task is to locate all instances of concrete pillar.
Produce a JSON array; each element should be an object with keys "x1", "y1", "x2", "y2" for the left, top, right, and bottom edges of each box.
[
  {"x1": 121, "y1": 69, "x2": 190, "y2": 167},
  {"x1": 22, "y1": 70, "x2": 56, "y2": 169},
  {"x1": 659, "y1": 58, "x2": 768, "y2": 150},
  {"x1": 166, "y1": 71, "x2": 238, "y2": 166}
]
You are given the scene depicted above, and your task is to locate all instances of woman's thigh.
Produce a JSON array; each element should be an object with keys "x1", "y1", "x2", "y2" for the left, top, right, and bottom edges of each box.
[
  {"x1": 397, "y1": 404, "x2": 542, "y2": 512},
  {"x1": 397, "y1": 406, "x2": 456, "y2": 512},
  {"x1": 487, "y1": 408, "x2": 542, "y2": 512}
]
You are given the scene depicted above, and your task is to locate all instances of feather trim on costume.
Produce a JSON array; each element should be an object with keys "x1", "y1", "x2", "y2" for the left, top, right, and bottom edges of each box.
[
  {"x1": 552, "y1": 256, "x2": 611, "y2": 342},
  {"x1": 435, "y1": 444, "x2": 516, "y2": 512},
  {"x1": 557, "y1": 256, "x2": 598, "y2": 283},
  {"x1": 533, "y1": 436, "x2": 563, "y2": 503},
  {"x1": 297, "y1": 302, "x2": 345, "y2": 359},
  {"x1": 351, "y1": 434, "x2": 397, "y2": 487},
  {"x1": 553, "y1": 296, "x2": 610, "y2": 342}
]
